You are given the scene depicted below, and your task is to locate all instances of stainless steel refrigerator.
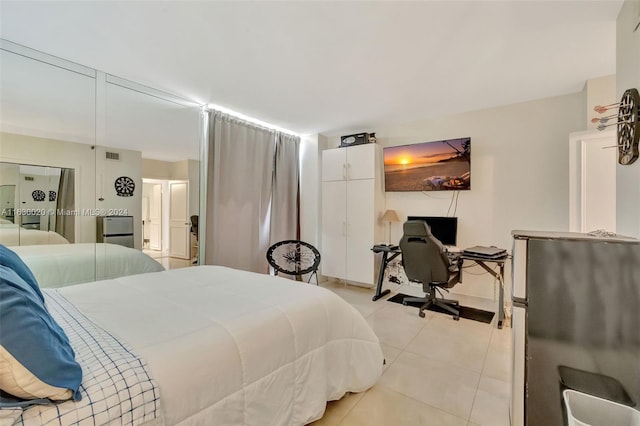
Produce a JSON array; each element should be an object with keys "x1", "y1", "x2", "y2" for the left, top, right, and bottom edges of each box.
[
  {"x1": 511, "y1": 230, "x2": 640, "y2": 426},
  {"x1": 96, "y1": 215, "x2": 134, "y2": 248}
]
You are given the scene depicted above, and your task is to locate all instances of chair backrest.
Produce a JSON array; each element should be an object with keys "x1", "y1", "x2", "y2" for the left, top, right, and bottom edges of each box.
[
  {"x1": 399, "y1": 220, "x2": 453, "y2": 285},
  {"x1": 190, "y1": 215, "x2": 198, "y2": 239},
  {"x1": 266, "y1": 240, "x2": 321, "y2": 278}
]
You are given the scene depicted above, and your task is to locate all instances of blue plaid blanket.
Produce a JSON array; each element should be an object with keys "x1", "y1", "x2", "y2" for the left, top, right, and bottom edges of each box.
[{"x1": 12, "y1": 290, "x2": 161, "y2": 425}]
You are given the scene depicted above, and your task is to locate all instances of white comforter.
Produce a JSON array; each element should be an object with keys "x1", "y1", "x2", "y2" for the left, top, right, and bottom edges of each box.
[
  {"x1": 11, "y1": 243, "x2": 164, "y2": 287},
  {"x1": 59, "y1": 266, "x2": 383, "y2": 426}
]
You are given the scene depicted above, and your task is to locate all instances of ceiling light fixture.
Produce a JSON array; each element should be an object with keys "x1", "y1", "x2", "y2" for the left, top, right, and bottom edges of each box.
[{"x1": 206, "y1": 103, "x2": 299, "y2": 136}]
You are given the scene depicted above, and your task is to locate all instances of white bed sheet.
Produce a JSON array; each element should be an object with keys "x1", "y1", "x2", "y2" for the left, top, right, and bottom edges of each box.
[
  {"x1": 59, "y1": 266, "x2": 384, "y2": 426},
  {"x1": 15, "y1": 290, "x2": 162, "y2": 426},
  {"x1": 0, "y1": 224, "x2": 70, "y2": 246},
  {"x1": 11, "y1": 243, "x2": 165, "y2": 288}
]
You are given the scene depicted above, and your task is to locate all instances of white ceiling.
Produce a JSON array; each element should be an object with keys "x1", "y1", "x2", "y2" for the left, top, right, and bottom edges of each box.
[{"x1": 0, "y1": 0, "x2": 623, "y2": 138}]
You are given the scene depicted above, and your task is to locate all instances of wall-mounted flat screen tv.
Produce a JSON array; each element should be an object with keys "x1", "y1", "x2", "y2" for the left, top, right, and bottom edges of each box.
[{"x1": 383, "y1": 137, "x2": 471, "y2": 192}]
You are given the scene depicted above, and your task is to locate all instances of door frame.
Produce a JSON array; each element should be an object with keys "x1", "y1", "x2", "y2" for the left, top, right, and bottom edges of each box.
[{"x1": 569, "y1": 129, "x2": 616, "y2": 232}]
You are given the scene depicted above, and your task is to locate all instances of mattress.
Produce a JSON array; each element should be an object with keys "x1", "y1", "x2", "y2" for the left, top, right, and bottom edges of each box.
[
  {"x1": 0, "y1": 224, "x2": 70, "y2": 246},
  {"x1": 11, "y1": 243, "x2": 165, "y2": 288},
  {"x1": 57, "y1": 266, "x2": 384, "y2": 425}
]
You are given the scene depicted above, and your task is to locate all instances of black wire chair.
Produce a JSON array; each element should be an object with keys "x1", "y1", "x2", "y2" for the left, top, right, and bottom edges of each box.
[{"x1": 266, "y1": 240, "x2": 321, "y2": 284}]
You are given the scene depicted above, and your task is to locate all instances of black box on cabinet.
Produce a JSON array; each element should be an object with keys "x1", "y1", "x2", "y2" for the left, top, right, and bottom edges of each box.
[{"x1": 340, "y1": 132, "x2": 376, "y2": 148}]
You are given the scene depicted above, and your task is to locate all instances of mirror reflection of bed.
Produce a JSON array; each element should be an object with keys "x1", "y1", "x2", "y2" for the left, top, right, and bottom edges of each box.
[
  {"x1": 0, "y1": 162, "x2": 75, "y2": 247},
  {"x1": 9, "y1": 242, "x2": 165, "y2": 288},
  {"x1": 0, "y1": 162, "x2": 166, "y2": 285}
]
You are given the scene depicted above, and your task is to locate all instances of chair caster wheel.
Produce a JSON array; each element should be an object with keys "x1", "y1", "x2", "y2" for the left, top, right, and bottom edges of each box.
[
  {"x1": 419, "y1": 311, "x2": 425, "y2": 318},
  {"x1": 453, "y1": 316, "x2": 460, "y2": 321}
]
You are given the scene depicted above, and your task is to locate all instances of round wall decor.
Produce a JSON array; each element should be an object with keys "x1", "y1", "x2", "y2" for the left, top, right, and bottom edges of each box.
[
  {"x1": 49, "y1": 191, "x2": 57, "y2": 202},
  {"x1": 32, "y1": 190, "x2": 46, "y2": 202},
  {"x1": 114, "y1": 176, "x2": 135, "y2": 197},
  {"x1": 617, "y1": 88, "x2": 640, "y2": 165}
]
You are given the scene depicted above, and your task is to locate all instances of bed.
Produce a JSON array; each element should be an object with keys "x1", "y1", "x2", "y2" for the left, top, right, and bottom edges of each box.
[
  {"x1": 4, "y1": 265, "x2": 384, "y2": 425},
  {"x1": 10, "y1": 243, "x2": 165, "y2": 287},
  {"x1": 0, "y1": 224, "x2": 70, "y2": 246}
]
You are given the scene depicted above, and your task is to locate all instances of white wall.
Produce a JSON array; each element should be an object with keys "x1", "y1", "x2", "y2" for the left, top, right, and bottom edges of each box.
[
  {"x1": 585, "y1": 75, "x2": 617, "y2": 131},
  {"x1": 142, "y1": 158, "x2": 199, "y2": 218},
  {"x1": 142, "y1": 159, "x2": 173, "y2": 180},
  {"x1": 616, "y1": 0, "x2": 640, "y2": 238},
  {"x1": 323, "y1": 92, "x2": 584, "y2": 298},
  {"x1": 299, "y1": 134, "x2": 320, "y2": 248}
]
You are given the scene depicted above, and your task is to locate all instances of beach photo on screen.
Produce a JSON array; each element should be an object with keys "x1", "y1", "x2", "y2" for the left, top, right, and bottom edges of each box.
[{"x1": 383, "y1": 137, "x2": 471, "y2": 192}]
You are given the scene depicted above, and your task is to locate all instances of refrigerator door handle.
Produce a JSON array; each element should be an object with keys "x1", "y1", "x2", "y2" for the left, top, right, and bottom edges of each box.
[
  {"x1": 512, "y1": 297, "x2": 527, "y2": 308},
  {"x1": 512, "y1": 238, "x2": 528, "y2": 300}
]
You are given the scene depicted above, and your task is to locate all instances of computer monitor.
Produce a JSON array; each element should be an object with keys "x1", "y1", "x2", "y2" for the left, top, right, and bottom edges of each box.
[{"x1": 406, "y1": 216, "x2": 458, "y2": 246}]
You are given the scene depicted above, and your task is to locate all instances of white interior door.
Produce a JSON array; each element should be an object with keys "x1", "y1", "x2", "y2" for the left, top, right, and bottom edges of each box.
[
  {"x1": 169, "y1": 181, "x2": 190, "y2": 259},
  {"x1": 569, "y1": 130, "x2": 616, "y2": 232},
  {"x1": 149, "y1": 184, "x2": 162, "y2": 250}
]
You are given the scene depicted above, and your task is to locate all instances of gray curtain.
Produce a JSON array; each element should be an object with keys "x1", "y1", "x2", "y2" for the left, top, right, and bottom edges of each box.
[
  {"x1": 269, "y1": 132, "x2": 300, "y2": 245},
  {"x1": 55, "y1": 168, "x2": 75, "y2": 242},
  {"x1": 204, "y1": 110, "x2": 276, "y2": 273}
]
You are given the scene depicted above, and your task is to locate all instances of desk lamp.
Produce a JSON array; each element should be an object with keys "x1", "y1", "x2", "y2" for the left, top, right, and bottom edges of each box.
[{"x1": 381, "y1": 209, "x2": 400, "y2": 244}]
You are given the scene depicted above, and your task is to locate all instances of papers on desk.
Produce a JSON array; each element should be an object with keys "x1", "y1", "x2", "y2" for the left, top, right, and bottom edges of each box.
[{"x1": 462, "y1": 246, "x2": 508, "y2": 259}]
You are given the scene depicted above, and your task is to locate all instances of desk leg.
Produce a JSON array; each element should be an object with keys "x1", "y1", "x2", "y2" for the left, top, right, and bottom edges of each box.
[
  {"x1": 372, "y1": 251, "x2": 391, "y2": 301},
  {"x1": 497, "y1": 263, "x2": 505, "y2": 329}
]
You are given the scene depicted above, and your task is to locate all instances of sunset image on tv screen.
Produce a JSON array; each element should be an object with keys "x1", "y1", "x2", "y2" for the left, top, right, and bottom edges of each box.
[{"x1": 383, "y1": 137, "x2": 470, "y2": 192}]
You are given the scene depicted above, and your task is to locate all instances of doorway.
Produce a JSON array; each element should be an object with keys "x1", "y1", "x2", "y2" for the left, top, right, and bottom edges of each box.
[
  {"x1": 142, "y1": 178, "x2": 192, "y2": 268},
  {"x1": 569, "y1": 129, "x2": 617, "y2": 232},
  {"x1": 142, "y1": 181, "x2": 163, "y2": 250}
]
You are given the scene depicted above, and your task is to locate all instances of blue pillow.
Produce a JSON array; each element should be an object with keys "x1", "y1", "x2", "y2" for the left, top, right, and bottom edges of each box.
[
  {"x1": 0, "y1": 266, "x2": 82, "y2": 402},
  {"x1": 0, "y1": 244, "x2": 43, "y2": 302}
]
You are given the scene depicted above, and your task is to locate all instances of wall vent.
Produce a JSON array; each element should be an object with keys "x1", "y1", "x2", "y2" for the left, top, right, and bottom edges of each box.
[
  {"x1": 24, "y1": 176, "x2": 34, "y2": 181},
  {"x1": 105, "y1": 151, "x2": 120, "y2": 160}
]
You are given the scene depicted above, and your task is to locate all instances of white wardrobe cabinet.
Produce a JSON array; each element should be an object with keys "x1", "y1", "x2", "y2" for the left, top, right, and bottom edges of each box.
[
  {"x1": 321, "y1": 144, "x2": 384, "y2": 286},
  {"x1": 322, "y1": 144, "x2": 376, "y2": 181}
]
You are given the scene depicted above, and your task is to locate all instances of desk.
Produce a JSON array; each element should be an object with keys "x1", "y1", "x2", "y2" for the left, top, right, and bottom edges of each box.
[
  {"x1": 459, "y1": 254, "x2": 507, "y2": 329},
  {"x1": 371, "y1": 245, "x2": 507, "y2": 328},
  {"x1": 371, "y1": 245, "x2": 401, "y2": 301}
]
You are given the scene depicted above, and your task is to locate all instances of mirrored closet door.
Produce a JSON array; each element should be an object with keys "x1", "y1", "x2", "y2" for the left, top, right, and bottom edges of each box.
[
  {"x1": 1, "y1": 38, "x2": 203, "y2": 287},
  {"x1": 103, "y1": 75, "x2": 201, "y2": 267},
  {"x1": 0, "y1": 40, "x2": 98, "y2": 285}
]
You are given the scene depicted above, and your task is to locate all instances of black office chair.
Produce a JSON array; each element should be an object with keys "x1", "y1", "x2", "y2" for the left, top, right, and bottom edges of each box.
[
  {"x1": 400, "y1": 220, "x2": 463, "y2": 320},
  {"x1": 190, "y1": 215, "x2": 198, "y2": 264},
  {"x1": 266, "y1": 240, "x2": 321, "y2": 284}
]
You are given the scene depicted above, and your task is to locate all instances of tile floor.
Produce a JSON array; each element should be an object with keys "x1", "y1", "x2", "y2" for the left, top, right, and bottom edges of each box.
[
  {"x1": 142, "y1": 249, "x2": 194, "y2": 270},
  {"x1": 310, "y1": 280, "x2": 512, "y2": 426}
]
